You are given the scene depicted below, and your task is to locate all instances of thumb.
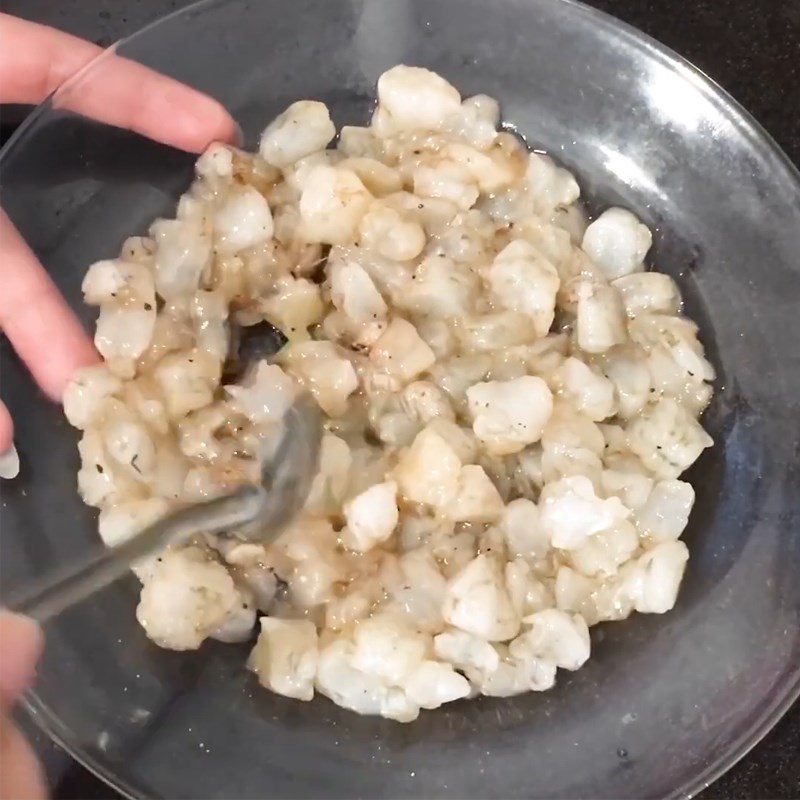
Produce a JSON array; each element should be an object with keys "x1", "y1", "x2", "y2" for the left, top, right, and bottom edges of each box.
[
  {"x1": 0, "y1": 612, "x2": 43, "y2": 709},
  {"x1": 0, "y1": 402, "x2": 19, "y2": 479}
]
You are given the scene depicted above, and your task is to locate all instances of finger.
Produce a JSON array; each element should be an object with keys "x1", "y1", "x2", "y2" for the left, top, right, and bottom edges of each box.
[
  {"x1": 0, "y1": 612, "x2": 43, "y2": 710},
  {"x1": 0, "y1": 13, "x2": 237, "y2": 153},
  {"x1": 0, "y1": 402, "x2": 12, "y2": 455},
  {"x1": 0, "y1": 714, "x2": 47, "y2": 800},
  {"x1": 0, "y1": 401, "x2": 19, "y2": 479},
  {"x1": 0, "y1": 210, "x2": 99, "y2": 401},
  {"x1": 55, "y1": 56, "x2": 240, "y2": 154},
  {"x1": 0, "y1": 14, "x2": 96, "y2": 104}
]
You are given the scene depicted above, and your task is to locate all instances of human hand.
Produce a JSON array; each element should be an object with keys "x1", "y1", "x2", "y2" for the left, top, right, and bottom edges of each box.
[
  {"x1": 0, "y1": 12, "x2": 238, "y2": 475},
  {"x1": 0, "y1": 13, "x2": 239, "y2": 794},
  {"x1": 0, "y1": 611, "x2": 45, "y2": 800}
]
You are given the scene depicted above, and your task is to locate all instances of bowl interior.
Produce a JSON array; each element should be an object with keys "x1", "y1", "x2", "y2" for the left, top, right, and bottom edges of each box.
[{"x1": 1, "y1": 1, "x2": 799, "y2": 798}]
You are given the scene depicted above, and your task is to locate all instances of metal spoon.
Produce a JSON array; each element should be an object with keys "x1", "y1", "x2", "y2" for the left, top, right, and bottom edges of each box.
[
  {"x1": 6, "y1": 394, "x2": 321, "y2": 622},
  {"x1": 6, "y1": 321, "x2": 321, "y2": 622}
]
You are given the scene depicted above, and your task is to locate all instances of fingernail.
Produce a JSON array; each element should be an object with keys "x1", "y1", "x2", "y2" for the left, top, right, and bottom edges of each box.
[
  {"x1": 0, "y1": 443, "x2": 19, "y2": 480},
  {"x1": 0, "y1": 612, "x2": 44, "y2": 702},
  {"x1": 230, "y1": 120, "x2": 245, "y2": 148},
  {"x1": 0, "y1": 610, "x2": 44, "y2": 666},
  {"x1": 0, "y1": 611, "x2": 42, "y2": 646}
]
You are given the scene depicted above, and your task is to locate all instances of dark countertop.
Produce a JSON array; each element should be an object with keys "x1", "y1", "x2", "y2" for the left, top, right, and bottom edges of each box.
[{"x1": 3, "y1": 1, "x2": 799, "y2": 798}]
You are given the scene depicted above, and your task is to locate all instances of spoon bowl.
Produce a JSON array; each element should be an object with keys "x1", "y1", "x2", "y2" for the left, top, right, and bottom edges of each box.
[{"x1": 5, "y1": 393, "x2": 321, "y2": 621}]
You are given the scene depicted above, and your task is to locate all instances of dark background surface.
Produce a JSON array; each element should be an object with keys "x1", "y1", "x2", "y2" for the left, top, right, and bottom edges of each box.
[{"x1": 1, "y1": 0, "x2": 798, "y2": 798}]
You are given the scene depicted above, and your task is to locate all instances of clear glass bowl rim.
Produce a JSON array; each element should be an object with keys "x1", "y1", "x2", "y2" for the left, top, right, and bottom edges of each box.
[{"x1": 2, "y1": 1, "x2": 797, "y2": 797}]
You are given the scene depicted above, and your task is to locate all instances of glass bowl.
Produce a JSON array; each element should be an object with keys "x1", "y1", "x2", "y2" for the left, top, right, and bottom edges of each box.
[{"x1": 1, "y1": 0, "x2": 798, "y2": 797}]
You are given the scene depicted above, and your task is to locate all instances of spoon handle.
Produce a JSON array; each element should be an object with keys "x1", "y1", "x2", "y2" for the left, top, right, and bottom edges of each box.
[{"x1": 6, "y1": 484, "x2": 266, "y2": 623}]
